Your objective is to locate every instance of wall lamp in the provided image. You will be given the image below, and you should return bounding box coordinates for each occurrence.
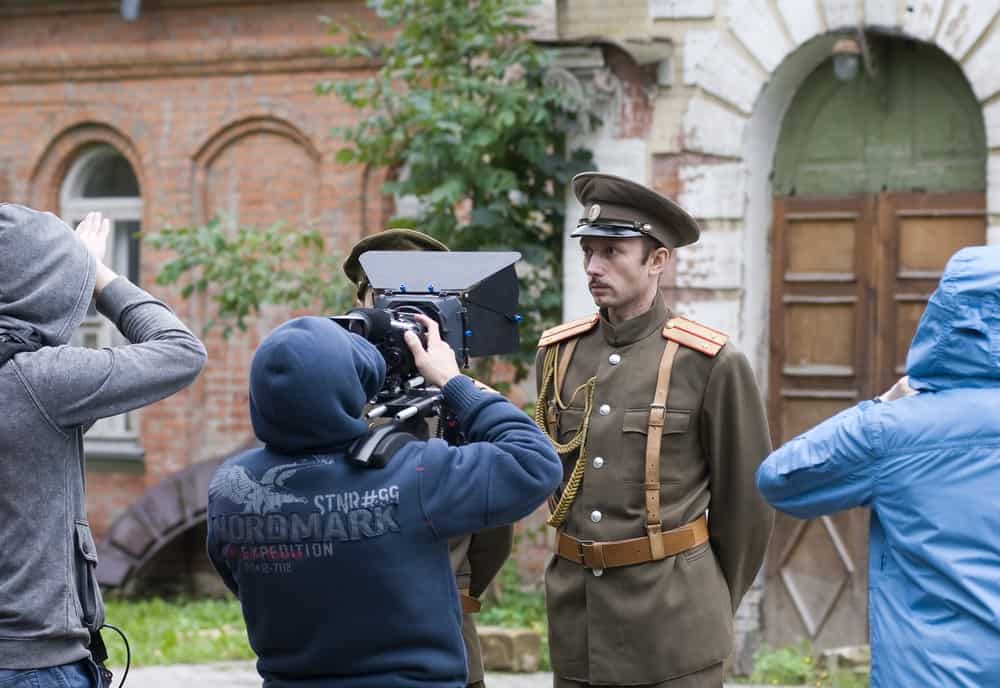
[832,28,876,81]
[121,0,142,22]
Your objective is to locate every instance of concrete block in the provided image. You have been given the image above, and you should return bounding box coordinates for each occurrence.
[651,95,685,154]
[964,29,1000,101]
[985,101,1000,149]
[864,0,900,28]
[477,626,542,672]
[821,645,871,672]
[675,228,744,289]
[777,0,822,45]
[938,0,999,61]
[988,225,1000,247]
[902,0,945,41]
[678,162,747,219]
[727,0,792,72]
[694,38,764,113]
[650,0,715,19]
[989,154,1000,218]
[526,0,558,41]
[673,298,742,342]
[683,96,747,157]
[684,30,719,85]
[823,0,860,30]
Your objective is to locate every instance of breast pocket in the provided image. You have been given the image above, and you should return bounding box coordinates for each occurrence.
[619,408,691,484]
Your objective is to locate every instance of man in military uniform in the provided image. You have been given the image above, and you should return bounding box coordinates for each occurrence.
[535,173,774,687]
[344,228,514,688]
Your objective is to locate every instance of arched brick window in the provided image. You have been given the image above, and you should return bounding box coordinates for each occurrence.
[61,145,144,461]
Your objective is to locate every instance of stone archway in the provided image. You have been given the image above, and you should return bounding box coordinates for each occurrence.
[679,0,999,379]
[95,446,254,589]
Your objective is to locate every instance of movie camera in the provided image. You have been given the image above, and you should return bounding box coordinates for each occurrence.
[331,250,522,465]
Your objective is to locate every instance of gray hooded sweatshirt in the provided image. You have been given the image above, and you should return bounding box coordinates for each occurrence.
[0,204,207,669]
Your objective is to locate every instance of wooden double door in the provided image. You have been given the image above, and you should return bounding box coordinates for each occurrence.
[764,190,986,649]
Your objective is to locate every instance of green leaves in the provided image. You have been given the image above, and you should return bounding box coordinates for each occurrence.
[322,0,596,378]
[151,1,596,374]
[144,217,353,338]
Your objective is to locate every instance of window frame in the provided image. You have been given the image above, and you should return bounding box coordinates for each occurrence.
[61,146,146,462]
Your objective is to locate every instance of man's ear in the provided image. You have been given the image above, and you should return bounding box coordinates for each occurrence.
[649,247,671,276]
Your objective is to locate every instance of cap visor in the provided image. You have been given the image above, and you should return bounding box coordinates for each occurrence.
[570,223,645,239]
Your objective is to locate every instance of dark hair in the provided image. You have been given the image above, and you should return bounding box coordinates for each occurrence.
[641,235,666,263]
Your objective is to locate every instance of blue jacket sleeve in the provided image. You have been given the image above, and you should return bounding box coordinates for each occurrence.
[414,375,562,540]
[756,401,881,519]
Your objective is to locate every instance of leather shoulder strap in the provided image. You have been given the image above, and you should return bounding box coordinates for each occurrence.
[662,316,728,357]
[538,314,599,348]
[644,340,679,560]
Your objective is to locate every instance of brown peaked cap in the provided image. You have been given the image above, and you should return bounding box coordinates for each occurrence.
[570,172,700,248]
[342,228,450,287]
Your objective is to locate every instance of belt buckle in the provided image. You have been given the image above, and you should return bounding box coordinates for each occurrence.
[577,540,604,577]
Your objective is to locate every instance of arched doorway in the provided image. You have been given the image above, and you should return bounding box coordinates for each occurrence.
[765,37,987,649]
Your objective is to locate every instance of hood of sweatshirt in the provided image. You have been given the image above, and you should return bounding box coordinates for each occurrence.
[906,246,1000,392]
[249,316,386,453]
[0,204,96,346]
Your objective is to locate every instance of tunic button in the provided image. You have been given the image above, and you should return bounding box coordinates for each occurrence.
[590,510,603,523]
[592,456,605,469]
[608,353,621,365]
[598,404,611,416]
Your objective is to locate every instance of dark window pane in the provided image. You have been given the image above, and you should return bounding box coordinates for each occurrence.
[118,220,141,283]
[81,154,139,197]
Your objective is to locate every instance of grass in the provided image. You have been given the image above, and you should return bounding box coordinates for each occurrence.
[101,561,550,669]
[102,597,254,668]
[103,584,869,688]
[727,642,869,688]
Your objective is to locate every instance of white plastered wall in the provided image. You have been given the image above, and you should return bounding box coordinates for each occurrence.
[663,0,999,384]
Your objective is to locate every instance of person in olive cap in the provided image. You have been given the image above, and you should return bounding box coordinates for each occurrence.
[343,228,514,688]
[534,173,774,687]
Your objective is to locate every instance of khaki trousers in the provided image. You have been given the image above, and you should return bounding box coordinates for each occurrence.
[553,662,724,688]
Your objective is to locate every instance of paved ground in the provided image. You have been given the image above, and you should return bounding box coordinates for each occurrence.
[128,662,551,687]
[126,662,764,687]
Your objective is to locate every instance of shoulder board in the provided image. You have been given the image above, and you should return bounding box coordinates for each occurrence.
[538,314,599,348]
[662,316,728,357]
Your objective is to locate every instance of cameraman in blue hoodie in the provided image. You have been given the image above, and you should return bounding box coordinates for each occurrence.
[207,313,562,688]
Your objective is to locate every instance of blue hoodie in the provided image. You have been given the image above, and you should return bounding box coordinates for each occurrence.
[206,317,562,688]
[756,247,1000,688]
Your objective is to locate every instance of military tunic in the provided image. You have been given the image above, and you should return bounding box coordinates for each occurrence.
[537,296,773,686]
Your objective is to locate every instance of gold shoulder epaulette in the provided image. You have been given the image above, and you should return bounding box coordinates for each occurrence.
[538,314,599,348]
[662,316,728,357]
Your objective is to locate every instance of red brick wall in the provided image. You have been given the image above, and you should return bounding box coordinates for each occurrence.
[0,0,385,537]
[1,1,634,593]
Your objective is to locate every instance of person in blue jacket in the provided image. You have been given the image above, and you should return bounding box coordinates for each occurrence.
[207,313,563,688]
[756,246,1000,688]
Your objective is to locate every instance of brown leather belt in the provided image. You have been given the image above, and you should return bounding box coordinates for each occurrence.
[556,514,709,570]
[459,588,481,614]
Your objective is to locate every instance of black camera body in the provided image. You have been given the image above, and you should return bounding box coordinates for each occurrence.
[330,250,522,465]
[335,294,466,394]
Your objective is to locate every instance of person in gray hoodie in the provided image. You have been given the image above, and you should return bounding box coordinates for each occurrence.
[0,205,207,687]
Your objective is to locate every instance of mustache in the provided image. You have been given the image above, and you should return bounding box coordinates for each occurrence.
[588,280,610,289]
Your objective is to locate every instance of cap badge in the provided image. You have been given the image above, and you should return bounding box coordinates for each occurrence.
[587,204,601,222]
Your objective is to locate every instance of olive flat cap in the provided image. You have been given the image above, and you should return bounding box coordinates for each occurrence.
[343,228,449,287]
[570,172,700,248]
